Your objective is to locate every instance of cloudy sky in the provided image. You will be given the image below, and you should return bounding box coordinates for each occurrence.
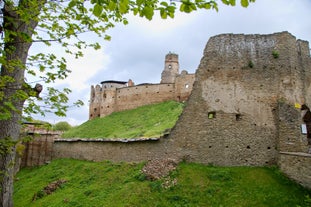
[32,0,311,125]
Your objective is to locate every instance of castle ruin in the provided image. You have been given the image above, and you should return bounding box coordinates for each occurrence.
[89,52,195,119]
[51,32,311,189]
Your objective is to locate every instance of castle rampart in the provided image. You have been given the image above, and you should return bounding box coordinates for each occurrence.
[89,53,195,119]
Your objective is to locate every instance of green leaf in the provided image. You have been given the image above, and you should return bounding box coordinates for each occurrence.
[160,8,167,19]
[104,35,111,41]
[68,0,77,8]
[241,0,249,7]
[93,4,103,17]
[119,0,129,14]
[160,1,168,7]
[142,6,154,20]
[108,1,117,11]
[221,0,230,5]
[230,0,236,6]
[136,0,144,6]
[203,3,211,9]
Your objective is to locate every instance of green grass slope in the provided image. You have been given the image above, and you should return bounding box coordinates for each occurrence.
[62,101,184,139]
[14,159,311,207]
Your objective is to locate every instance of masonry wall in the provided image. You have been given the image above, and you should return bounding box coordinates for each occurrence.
[168,32,311,166]
[52,139,170,163]
[115,84,176,112]
[278,152,311,189]
[21,131,59,167]
[175,72,195,101]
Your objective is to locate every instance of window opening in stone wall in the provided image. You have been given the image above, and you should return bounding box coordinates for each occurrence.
[94,108,97,112]
[236,114,242,121]
[103,93,106,98]
[185,84,189,89]
[168,65,172,69]
[208,112,216,119]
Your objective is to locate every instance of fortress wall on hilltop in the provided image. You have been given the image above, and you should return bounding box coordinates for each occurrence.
[89,73,195,118]
[115,83,176,112]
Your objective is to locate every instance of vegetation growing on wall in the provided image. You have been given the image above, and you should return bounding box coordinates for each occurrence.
[272,50,280,59]
[62,101,184,138]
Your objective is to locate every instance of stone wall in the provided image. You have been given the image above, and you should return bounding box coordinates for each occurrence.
[52,138,169,163]
[21,131,59,167]
[115,83,176,112]
[168,32,311,166]
[278,152,311,189]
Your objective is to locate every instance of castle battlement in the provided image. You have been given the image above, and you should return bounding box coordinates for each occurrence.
[89,53,195,119]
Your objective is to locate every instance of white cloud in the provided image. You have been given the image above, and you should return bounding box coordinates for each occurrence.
[54,47,110,91]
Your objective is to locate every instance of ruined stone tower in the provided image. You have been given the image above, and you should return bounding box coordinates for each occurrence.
[168,32,311,172]
[161,52,179,84]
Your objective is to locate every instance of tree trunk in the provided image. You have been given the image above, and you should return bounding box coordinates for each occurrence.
[0,1,44,206]
[0,42,30,207]
[0,148,17,207]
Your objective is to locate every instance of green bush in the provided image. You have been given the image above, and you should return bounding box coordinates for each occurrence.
[53,121,72,131]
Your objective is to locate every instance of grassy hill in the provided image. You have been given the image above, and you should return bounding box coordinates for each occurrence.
[62,101,184,139]
[14,158,311,207]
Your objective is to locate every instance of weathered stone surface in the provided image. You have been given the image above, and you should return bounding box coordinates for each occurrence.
[278,152,311,189]
[141,158,178,180]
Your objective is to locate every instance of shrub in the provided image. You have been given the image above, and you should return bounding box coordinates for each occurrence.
[53,121,72,131]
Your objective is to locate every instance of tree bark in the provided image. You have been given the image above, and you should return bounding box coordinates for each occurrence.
[0,1,44,206]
